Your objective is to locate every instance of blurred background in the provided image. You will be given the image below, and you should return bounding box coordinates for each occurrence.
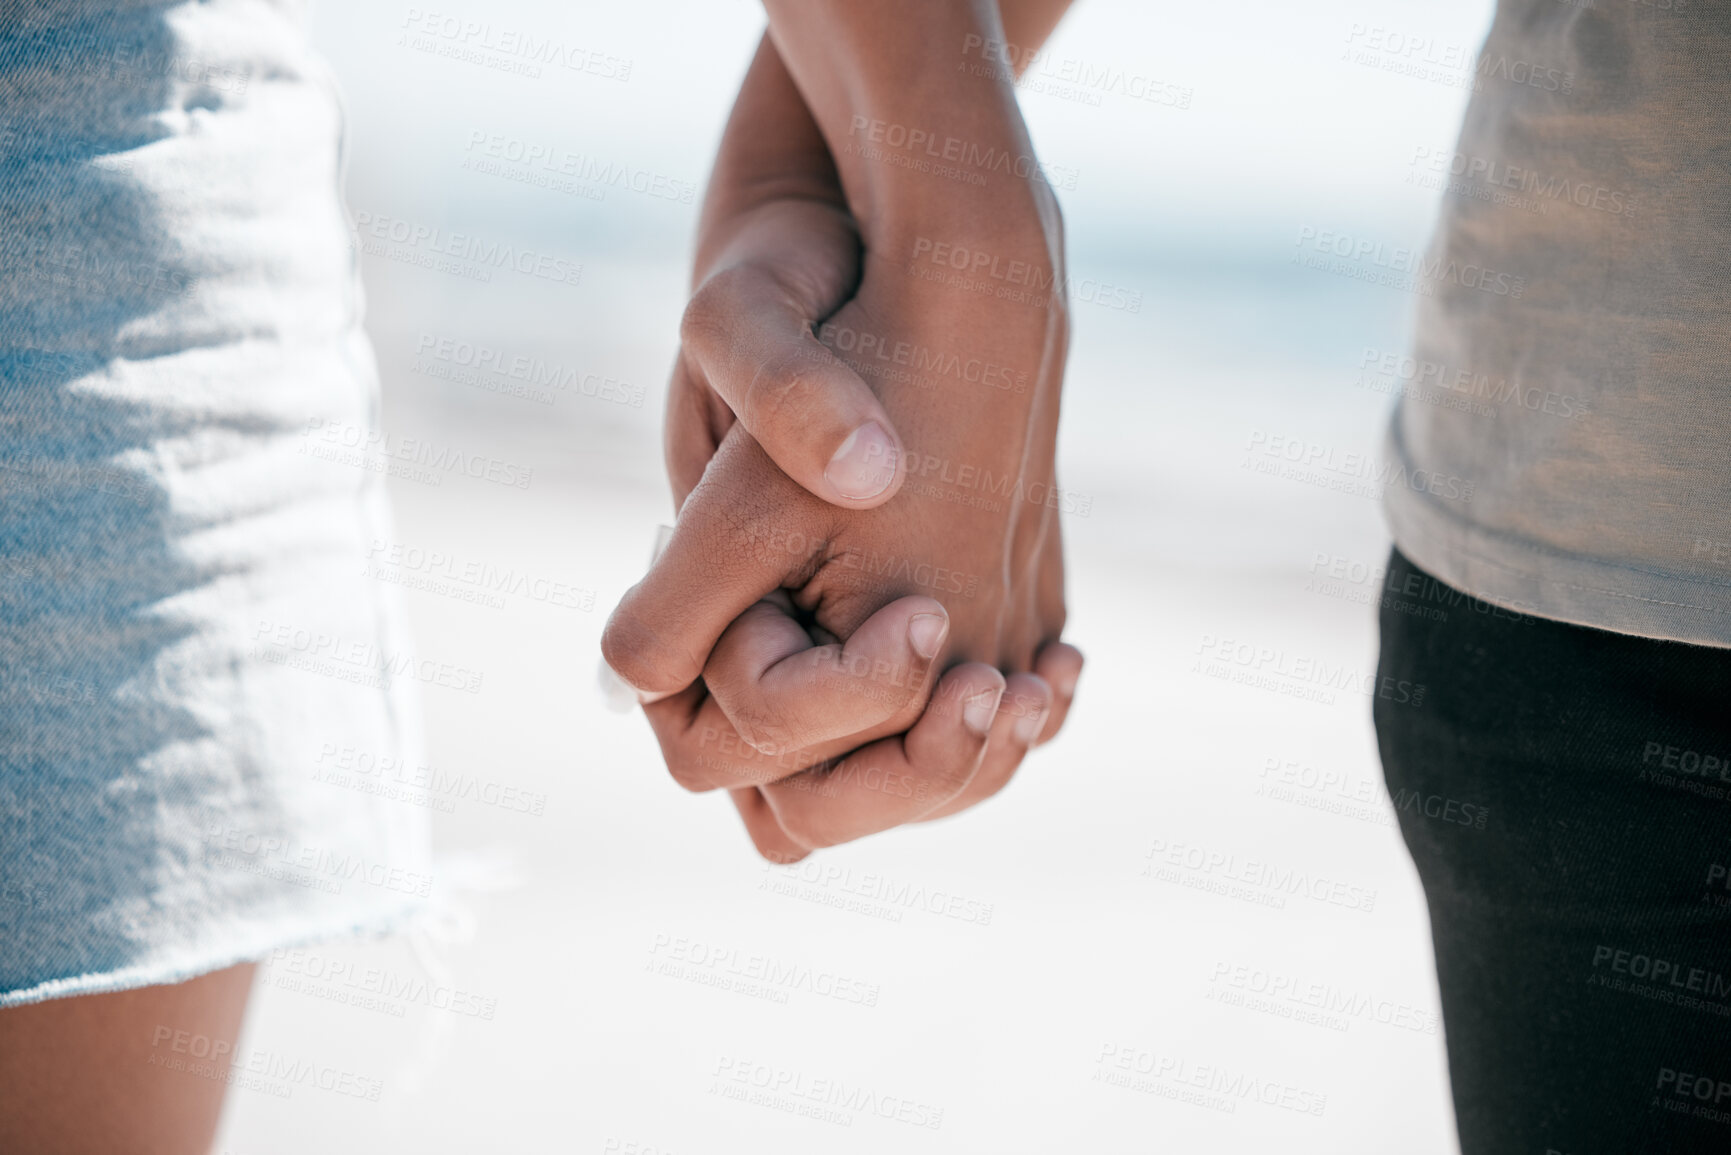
[219,0,1493,1150]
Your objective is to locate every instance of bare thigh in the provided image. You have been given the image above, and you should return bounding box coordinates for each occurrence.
[0,963,257,1155]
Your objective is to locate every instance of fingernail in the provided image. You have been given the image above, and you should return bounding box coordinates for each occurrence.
[907,612,948,660]
[598,658,638,714]
[598,657,675,709]
[649,523,675,564]
[1051,664,1080,699]
[1013,698,1049,744]
[825,421,898,501]
[963,688,1001,735]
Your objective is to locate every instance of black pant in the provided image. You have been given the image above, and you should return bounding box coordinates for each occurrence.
[1373,549,1731,1155]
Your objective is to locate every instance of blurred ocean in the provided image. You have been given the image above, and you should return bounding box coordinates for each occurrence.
[214,1,1494,1151]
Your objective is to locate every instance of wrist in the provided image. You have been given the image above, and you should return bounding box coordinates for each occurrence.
[863,172,1066,334]
[864,149,1063,258]
[762,0,1064,250]
[835,109,1066,249]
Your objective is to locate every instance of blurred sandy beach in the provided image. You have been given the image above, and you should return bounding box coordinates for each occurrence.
[213,1,1495,1151]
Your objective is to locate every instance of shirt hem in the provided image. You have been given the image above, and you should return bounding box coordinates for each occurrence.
[1382,485,1731,651]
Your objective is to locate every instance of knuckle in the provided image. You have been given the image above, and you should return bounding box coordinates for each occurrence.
[817,640,913,713]
[664,756,719,794]
[923,757,978,804]
[678,274,737,352]
[915,731,989,800]
[743,345,825,433]
[727,702,803,759]
[600,607,695,695]
[772,801,839,852]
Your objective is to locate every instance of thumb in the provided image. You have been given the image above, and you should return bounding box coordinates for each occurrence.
[679,260,905,509]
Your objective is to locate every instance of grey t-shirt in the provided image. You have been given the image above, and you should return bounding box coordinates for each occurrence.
[1382,0,1731,647]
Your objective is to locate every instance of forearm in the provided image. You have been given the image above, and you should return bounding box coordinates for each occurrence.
[671,1,1075,514]
[692,35,848,286]
[997,0,1076,70]
[760,0,1068,252]
[695,0,1074,283]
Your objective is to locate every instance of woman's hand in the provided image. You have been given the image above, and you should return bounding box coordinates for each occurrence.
[610,243,1083,853]
[608,168,1083,856]
[607,9,1083,860]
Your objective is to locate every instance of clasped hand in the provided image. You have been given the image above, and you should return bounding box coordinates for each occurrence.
[602,33,1081,861]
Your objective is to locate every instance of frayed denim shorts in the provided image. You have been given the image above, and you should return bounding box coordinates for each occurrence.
[0,0,432,1007]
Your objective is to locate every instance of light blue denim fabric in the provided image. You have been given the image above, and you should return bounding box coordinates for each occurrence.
[0,0,432,1006]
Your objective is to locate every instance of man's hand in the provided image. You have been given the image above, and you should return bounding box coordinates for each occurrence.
[607,197,1081,856]
[605,9,1083,859]
[663,36,908,513]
